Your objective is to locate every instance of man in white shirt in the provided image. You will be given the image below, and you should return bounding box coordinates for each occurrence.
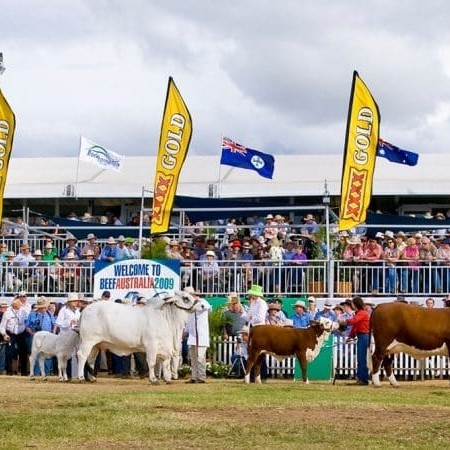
[243,285,268,326]
[0,297,28,375]
[184,286,211,384]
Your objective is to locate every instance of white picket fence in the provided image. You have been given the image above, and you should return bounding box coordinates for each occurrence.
[212,336,450,380]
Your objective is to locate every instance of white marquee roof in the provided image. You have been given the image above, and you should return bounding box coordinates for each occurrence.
[4,154,448,199]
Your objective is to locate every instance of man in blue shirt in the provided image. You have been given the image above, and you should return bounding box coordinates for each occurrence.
[25,297,56,375]
[291,300,313,328]
[314,299,337,321]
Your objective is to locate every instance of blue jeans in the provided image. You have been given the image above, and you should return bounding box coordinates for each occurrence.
[356,333,369,383]
[385,267,397,294]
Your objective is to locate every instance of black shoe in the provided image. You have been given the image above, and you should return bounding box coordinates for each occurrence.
[197,379,206,384]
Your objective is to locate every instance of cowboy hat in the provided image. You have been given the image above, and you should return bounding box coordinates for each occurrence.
[247,285,264,298]
[86,233,96,240]
[35,297,49,308]
[346,236,361,245]
[66,293,81,303]
[205,250,216,257]
[227,293,240,304]
[294,300,306,309]
[106,236,116,244]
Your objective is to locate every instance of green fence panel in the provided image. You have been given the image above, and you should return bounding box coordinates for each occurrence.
[294,334,334,381]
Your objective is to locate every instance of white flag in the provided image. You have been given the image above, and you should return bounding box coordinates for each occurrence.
[79,136,125,172]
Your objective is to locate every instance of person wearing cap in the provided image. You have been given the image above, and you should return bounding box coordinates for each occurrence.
[200,250,220,292]
[54,293,81,336]
[60,235,81,260]
[80,233,98,258]
[266,302,283,326]
[243,285,268,327]
[263,214,278,242]
[339,296,370,385]
[42,241,58,261]
[14,243,36,268]
[166,240,183,261]
[291,300,313,329]
[222,293,246,338]
[25,297,56,376]
[0,298,28,375]
[184,287,212,384]
[315,299,337,321]
[300,213,318,235]
[99,237,120,263]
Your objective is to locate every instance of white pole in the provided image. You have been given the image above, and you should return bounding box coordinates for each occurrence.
[75,136,82,199]
[138,185,145,258]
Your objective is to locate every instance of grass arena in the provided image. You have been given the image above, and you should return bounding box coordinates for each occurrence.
[2,375,450,449]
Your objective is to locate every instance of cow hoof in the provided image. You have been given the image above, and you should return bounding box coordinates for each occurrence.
[29,376,35,381]
[165,380,173,385]
[58,377,64,382]
[150,380,160,386]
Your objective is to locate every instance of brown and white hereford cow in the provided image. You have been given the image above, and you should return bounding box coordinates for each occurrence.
[371,302,450,387]
[244,317,339,384]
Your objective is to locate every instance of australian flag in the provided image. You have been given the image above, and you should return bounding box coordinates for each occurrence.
[220,137,275,179]
[376,139,419,166]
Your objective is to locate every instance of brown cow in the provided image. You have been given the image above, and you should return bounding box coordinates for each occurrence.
[244,317,339,384]
[371,302,450,387]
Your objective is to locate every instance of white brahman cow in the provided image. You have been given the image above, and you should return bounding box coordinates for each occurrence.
[77,292,199,384]
[29,330,79,381]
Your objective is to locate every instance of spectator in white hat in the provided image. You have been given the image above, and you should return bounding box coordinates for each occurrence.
[99,237,120,263]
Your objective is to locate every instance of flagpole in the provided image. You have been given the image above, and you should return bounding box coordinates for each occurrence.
[75,135,82,199]
[217,134,223,198]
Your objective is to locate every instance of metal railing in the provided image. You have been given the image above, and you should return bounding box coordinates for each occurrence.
[2,258,450,298]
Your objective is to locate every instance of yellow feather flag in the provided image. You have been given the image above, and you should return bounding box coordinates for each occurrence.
[339,71,380,231]
[151,77,193,235]
[0,88,16,224]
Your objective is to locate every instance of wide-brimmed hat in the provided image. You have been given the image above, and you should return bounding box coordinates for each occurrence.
[86,233,96,240]
[304,214,314,221]
[294,300,306,309]
[66,235,77,241]
[346,236,361,245]
[265,214,274,219]
[205,250,216,257]
[267,302,280,311]
[169,240,179,247]
[227,293,240,304]
[323,300,333,309]
[66,293,81,303]
[117,235,126,242]
[125,237,134,244]
[247,285,264,298]
[107,236,116,244]
[35,297,49,308]
[307,296,316,304]
[384,230,394,239]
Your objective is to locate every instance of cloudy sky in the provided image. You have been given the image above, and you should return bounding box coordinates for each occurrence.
[2,0,450,159]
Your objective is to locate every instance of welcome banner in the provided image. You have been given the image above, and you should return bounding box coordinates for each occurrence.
[339,71,380,231]
[0,89,16,222]
[151,77,192,234]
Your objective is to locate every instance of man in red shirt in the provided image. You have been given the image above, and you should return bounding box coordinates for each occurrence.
[340,296,370,385]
